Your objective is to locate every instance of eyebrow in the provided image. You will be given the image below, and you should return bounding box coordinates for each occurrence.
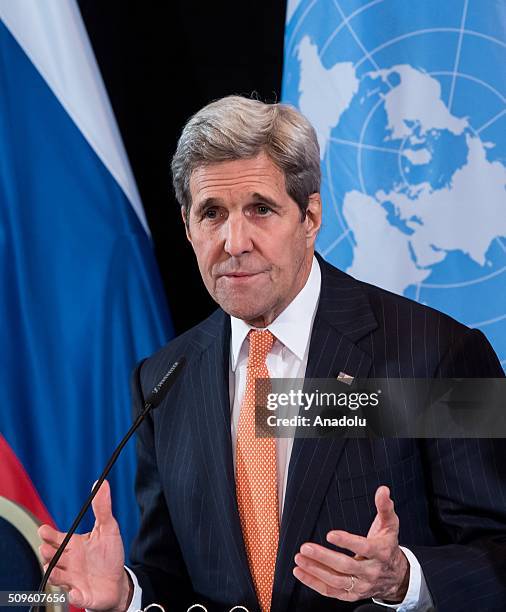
[250,192,282,210]
[192,192,282,215]
[192,197,221,216]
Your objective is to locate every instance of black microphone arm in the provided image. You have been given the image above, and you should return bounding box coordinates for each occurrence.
[37,356,186,594]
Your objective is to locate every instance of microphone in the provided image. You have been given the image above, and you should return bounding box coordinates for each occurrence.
[354,605,391,611]
[37,357,186,596]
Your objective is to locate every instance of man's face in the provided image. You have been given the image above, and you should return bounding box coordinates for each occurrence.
[184,152,321,327]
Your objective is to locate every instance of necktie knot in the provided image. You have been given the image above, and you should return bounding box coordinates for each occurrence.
[248,329,274,369]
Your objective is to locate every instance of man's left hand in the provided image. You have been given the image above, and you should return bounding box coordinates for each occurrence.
[293,485,410,603]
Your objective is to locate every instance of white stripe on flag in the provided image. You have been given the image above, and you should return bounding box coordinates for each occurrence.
[0,0,150,235]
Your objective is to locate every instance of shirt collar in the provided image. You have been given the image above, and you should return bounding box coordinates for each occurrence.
[230,256,321,370]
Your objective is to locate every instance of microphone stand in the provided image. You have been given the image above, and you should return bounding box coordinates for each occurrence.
[32,357,186,611]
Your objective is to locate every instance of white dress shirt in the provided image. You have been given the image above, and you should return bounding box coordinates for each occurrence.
[125,256,433,612]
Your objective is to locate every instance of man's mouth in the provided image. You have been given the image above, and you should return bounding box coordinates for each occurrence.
[218,271,265,281]
[223,272,259,277]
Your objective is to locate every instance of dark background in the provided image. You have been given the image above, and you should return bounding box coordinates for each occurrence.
[77,1,286,335]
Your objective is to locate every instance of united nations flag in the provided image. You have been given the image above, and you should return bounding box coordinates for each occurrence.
[282,0,506,370]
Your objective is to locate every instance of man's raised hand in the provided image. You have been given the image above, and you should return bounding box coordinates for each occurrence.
[293,485,410,603]
[38,480,132,612]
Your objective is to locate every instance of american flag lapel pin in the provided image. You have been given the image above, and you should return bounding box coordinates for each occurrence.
[337,371,354,385]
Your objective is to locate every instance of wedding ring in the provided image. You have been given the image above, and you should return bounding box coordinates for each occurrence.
[343,574,356,592]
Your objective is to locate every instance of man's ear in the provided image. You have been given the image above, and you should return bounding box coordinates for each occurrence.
[181,206,192,243]
[305,193,322,246]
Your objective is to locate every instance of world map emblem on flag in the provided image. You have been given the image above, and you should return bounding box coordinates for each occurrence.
[282,0,506,368]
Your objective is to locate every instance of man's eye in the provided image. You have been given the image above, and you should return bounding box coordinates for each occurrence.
[203,208,218,219]
[256,205,272,215]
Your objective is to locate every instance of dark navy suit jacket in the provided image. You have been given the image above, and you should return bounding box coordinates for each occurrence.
[129,255,506,612]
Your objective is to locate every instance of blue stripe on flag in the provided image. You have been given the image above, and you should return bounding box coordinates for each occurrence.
[0,19,173,552]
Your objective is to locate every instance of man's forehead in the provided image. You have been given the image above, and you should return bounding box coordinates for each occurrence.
[189,154,286,199]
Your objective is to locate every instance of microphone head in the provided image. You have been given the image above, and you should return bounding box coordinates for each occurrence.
[145,356,186,408]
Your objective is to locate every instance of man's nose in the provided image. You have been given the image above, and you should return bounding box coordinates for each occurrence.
[223,216,253,256]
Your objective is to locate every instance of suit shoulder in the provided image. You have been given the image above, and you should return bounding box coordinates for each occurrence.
[319,258,500,374]
[321,256,469,339]
[351,276,502,375]
[361,278,468,336]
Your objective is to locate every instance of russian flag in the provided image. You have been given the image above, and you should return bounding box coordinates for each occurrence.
[0,0,172,552]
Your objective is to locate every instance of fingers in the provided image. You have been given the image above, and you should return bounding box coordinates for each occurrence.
[326,530,371,557]
[39,542,68,567]
[294,541,369,601]
[43,564,73,589]
[91,479,115,527]
[293,565,341,599]
[42,565,87,608]
[297,543,361,574]
[374,485,398,528]
[293,566,357,601]
[294,551,357,594]
[38,524,68,548]
[44,568,87,608]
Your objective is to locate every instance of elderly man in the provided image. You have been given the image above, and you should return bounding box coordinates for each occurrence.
[39,96,506,612]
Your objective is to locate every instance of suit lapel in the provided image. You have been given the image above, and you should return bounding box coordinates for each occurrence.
[189,310,258,609]
[271,256,377,612]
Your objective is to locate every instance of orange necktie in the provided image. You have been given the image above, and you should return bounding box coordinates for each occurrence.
[236,329,279,612]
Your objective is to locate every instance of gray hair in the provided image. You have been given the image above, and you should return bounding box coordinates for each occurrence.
[171,95,321,221]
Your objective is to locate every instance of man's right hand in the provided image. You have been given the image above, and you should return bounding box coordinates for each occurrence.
[38,479,132,612]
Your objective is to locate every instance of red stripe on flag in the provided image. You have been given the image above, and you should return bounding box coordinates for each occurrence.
[1,435,88,610]
[0,433,55,527]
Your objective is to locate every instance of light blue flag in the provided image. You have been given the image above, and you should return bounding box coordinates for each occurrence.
[282,0,506,369]
[0,1,172,552]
